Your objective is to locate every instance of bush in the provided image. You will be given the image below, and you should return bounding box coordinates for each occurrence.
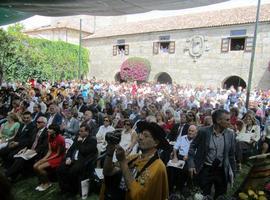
[120,57,151,82]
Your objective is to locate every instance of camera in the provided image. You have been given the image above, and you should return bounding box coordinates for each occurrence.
[105,130,122,145]
[212,158,221,168]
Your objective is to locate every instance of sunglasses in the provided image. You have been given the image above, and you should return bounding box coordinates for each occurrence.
[104,119,109,122]
[36,121,44,123]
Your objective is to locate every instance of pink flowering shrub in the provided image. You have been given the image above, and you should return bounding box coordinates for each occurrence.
[120,57,151,82]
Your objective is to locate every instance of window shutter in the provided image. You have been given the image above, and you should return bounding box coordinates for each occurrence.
[221,38,230,52]
[113,45,117,56]
[153,42,159,55]
[244,37,253,52]
[169,41,175,54]
[125,44,129,55]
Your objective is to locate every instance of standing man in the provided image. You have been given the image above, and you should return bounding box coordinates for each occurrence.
[188,109,236,199]
[101,121,169,200]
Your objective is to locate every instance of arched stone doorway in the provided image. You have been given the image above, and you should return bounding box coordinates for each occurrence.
[155,72,172,84]
[223,76,246,89]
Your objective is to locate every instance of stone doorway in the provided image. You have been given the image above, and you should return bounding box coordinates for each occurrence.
[155,72,172,84]
[223,76,246,89]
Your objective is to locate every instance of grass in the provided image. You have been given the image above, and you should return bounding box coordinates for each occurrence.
[12,177,99,200]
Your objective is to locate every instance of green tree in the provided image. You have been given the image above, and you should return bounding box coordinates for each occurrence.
[0,24,89,83]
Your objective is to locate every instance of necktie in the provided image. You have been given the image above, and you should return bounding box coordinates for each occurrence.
[31,130,42,150]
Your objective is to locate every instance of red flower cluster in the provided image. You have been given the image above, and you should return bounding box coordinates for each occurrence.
[120,57,151,82]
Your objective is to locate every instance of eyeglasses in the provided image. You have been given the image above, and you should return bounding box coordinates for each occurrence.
[125,123,131,126]
[36,121,44,124]
[104,119,109,122]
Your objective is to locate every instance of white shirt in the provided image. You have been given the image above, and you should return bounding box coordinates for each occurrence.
[96,125,115,153]
[174,135,193,157]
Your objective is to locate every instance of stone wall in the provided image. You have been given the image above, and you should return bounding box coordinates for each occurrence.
[83,22,270,89]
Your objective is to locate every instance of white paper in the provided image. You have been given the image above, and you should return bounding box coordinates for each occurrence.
[14,149,37,160]
[95,168,104,180]
[167,159,185,169]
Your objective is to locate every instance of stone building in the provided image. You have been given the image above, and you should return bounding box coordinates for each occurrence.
[83,4,270,89]
[24,16,93,45]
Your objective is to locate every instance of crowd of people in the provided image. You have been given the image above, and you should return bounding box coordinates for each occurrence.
[0,78,270,200]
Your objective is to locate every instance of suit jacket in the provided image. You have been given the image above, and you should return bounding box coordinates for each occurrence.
[32,112,43,123]
[31,127,48,158]
[188,126,236,183]
[47,112,63,126]
[64,117,80,137]
[13,122,36,149]
[66,135,97,164]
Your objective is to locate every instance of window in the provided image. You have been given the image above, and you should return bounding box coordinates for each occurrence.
[230,38,245,51]
[113,41,129,56]
[153,41,175,54]
[221,37,253,53]
[160,42,170,53]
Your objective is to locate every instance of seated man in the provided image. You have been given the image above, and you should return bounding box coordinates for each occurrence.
[0,111,35,168]
[57,125,98,198]
[5,116,48,181]
[168,125,197,193]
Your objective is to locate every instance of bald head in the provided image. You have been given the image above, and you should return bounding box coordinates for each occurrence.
[187,125,197,140]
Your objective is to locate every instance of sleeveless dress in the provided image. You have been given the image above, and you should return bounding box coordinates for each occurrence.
[47,134,65,168]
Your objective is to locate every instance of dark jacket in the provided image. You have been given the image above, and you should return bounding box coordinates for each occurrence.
[66,135,98,164]
[13,122,36,149]
[47,112,63,126]
[31,127,48,159]
[32,112,43,123]
[188,126,236,183]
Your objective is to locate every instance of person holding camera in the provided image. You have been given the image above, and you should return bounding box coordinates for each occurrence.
[101,121,169,200]
[188,109,236,199]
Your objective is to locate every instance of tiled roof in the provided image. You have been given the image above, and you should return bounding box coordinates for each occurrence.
[83,4,270,39]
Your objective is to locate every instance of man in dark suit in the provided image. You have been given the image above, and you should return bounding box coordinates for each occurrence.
[46,103,63,127]
[188,109,236,199]
[57,124,98,197]
[75,96,88,114]
[32,103,43,123]
[0,111,35,168]
[5,116,48,181]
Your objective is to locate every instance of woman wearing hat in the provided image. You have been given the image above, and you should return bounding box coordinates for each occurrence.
[101,121,169,200]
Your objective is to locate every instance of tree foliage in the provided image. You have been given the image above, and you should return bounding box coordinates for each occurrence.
[0,24,89,83]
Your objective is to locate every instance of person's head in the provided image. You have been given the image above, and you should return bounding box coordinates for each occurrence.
[136,121,169,152]
[236,120,244,132]
[77,96,84,104]
[20,100,29,108]
[7,112,19,123]
[124,119,133,130]
[230,107,239,117]
[103,116,111,127]
[180,113,187,124]
[165,109,173,119]
[33,103,41,113]
[84,110,93,121]
[62,101,69,109]
[48,124,61,138]
[79,125,90,138]
[12,99,20,109]
[49,104,57,115]
[212,109,230,130]
[203,116,213,126]
[187,125,197,140]
[242,113,256,126]
[186,111,196,123]
[155,112,165,122]
[36,116,47,129]
[65,109,73,119]
[22,111,32,124]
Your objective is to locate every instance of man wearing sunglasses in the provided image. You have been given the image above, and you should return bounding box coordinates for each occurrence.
[5,117,48,182]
